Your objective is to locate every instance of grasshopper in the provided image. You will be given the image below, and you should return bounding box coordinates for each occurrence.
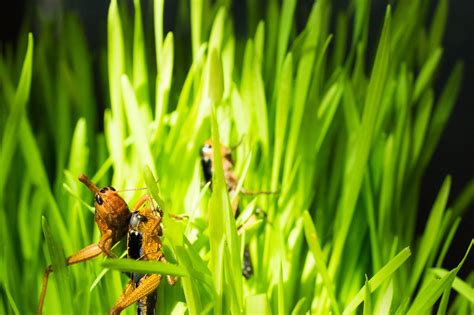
[38,174,143,314]
[200,140,274,279]
[110,200,176,315]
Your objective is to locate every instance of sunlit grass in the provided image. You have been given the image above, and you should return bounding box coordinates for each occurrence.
[0,0,473,314]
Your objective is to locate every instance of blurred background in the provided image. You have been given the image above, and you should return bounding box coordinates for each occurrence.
[1,0,472,273]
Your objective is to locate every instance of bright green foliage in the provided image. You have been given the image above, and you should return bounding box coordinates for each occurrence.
[0,1,472,314]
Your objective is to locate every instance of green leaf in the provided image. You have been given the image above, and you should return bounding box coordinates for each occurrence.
[0,33,33,198]
[42,217,73,314]
[102,259,189,277]
[412,48,442,104]
[303,211,340,314]
[407,240,473,314]
[409,176,451,294]
[344,247,411,314]
[363,275,372,315]
[330,5,392,278]
[432,268,474,303]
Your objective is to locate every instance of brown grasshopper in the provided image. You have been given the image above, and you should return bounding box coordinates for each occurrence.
[109,200,176,315]
[200,140,274,279]
[38,174,142,314]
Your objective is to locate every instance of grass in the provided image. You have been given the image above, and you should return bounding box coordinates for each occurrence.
[0,0,473,314]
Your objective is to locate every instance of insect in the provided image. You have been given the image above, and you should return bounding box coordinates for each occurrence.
[109,201,176,315]
[200,140,273,279]
[38,174,145,314]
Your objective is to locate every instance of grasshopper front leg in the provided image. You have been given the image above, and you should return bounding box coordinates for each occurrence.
[38,243,105,314]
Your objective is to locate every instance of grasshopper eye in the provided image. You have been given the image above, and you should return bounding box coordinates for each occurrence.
[95,194,104,205]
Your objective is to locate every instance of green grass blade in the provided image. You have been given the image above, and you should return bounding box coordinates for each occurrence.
[121,74,156,175]
[154,0,164,68]
[42,216,73,314]
[132,0,150,109]
[271,52,293,192]
[303,211,340,314]
[190,0,203,60]
[0,33,33,198]
[155,32,174,128]
[432,268,474,303]
[330,5,392,277]
[143,166,166,211]
[102,259,189,277]
[343,247,411,314]
[420,62,463,169]
[275,0,296,75]
[363,275,372,315]
[407,240,473,314]
[412,48,442,104]
[408,176,450,294]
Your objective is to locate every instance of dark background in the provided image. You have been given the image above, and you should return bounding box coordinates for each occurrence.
[1,0,472,273]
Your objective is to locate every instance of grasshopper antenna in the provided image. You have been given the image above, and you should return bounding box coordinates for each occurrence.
[78,174,99,194]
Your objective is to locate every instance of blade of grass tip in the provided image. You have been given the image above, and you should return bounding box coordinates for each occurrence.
[132,0,149,109]
[363,275,372,315]
[408,176,450,295]
[207,48,224,104]
[411,90,433,164]
[420,62,463,169]
[190,0,203,60]
[428,0,448,53]
[275,0,297,76]
[154,0,164,68]
[352,0,370,50]
[155,32,173,130]
[107,0,126,182]
[67,119,89,184]
[42,216,73,314]
[330,6,391,277]
[291,297,307,315]
[121,74,156,175]
[0,33,33,198]
[343,247,411,314]
[407,240,473,314]
[208,7,226,53]
[412,48,442,104]
[432,268,474,303]
[302,211,340,314]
